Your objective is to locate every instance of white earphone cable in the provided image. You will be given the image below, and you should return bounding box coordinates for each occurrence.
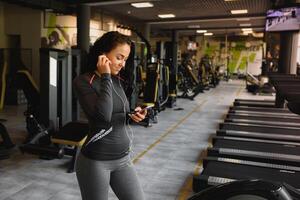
[111,78,134,158]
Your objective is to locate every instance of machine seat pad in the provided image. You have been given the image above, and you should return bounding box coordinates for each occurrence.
[51,122,88,146]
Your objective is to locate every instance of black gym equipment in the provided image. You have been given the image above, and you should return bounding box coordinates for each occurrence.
[209,136,300,167]
[268,73,300,108]
[177,60,204,100]
[190,179,300,200]
[120,26,171,126]
[193,156,300,192]
[230,105,291,113]
[224,118,300,128]
[217,129,300,142]
[142,62,169,115]
[226,113,300,123]
[233,100,276,108]
[245,72,275,95]
[228,109,297,117]
[194,91,300,196]
[220,122,300,135]
[234,99,275,102]
[0,123,15,160]
[198,54,219,88]
[20,48,88,172]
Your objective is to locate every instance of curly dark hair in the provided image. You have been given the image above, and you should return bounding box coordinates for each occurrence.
[86,31,132,72]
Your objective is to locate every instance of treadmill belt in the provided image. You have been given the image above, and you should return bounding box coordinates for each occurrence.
[235,99,275,103]
[233,102,275,108]
[201,160,300,188]
[230,106,290,113]
[229,110,297,116]
[225,119,300,128]
[213,139,300,155]
[227,114,300,123]
[217,129,300,142]
[220,123,300,135]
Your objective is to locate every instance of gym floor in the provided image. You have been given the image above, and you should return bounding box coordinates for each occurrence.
[0,79,274,200]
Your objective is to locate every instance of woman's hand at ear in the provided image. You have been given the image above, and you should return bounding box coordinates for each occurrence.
[129,106,147,123]
[97,55,111,74]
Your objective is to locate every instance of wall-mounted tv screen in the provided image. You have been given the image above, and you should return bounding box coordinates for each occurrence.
[187,41,198,51]
[266,7,300,32]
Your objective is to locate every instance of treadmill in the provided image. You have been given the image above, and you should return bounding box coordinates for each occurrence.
[233,100,276,108]
[224,118,300,128]
[208,136,300,167]
[193,76,300,195]
[220,122,300,135]
[193,156,300,192]
[226,113,300,123]
[190,179,300,200]
[229,109,298,117]
[230,105,291,113]
[234,99,275,103]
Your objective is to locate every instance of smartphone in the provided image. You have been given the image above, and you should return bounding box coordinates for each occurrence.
[129,105,154,114]
[141,105,154,110]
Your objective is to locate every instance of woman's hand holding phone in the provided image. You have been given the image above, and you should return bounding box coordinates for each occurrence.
[97,55,111,74]
[129,106,148,123]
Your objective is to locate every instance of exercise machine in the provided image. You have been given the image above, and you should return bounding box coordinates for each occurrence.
[190,179,300,200]
[20,48,88,172]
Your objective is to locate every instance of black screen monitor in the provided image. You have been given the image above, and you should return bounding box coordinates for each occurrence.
[266,7,300,32]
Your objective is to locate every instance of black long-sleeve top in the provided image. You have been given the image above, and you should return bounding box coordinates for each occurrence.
[73,72,130,160]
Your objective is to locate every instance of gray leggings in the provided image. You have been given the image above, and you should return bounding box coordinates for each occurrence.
[76,153,145,200]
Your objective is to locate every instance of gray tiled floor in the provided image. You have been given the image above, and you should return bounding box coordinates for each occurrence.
[0,80,275,200]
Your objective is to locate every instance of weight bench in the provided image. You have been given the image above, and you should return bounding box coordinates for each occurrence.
[51,121,88,173]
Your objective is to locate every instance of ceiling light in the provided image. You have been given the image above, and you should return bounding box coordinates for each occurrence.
[196,30,207,33]
[188,25,201,28]
[131,2,153,8]
[204,33,213,36]
[231,9,248,14]
[239,23,251,27]
[158,14,175,18]
[236,18,250,21]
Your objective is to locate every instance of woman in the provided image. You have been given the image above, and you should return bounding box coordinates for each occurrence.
[73,31,146,200]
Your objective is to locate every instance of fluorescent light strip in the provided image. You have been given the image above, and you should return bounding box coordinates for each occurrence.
[196,30,207,33]
[131,2,153,8]
[239,23,252,27]
[236,18,250,21]
[158,14,175,18]
[188,25,201,28]
[231,9,248,14]
[204,33,213,36]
